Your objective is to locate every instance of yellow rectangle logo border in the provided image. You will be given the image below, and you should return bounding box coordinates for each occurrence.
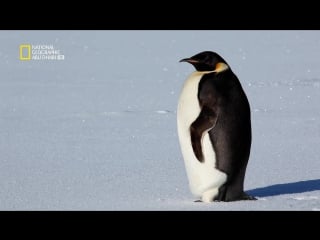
[20,44,31,60]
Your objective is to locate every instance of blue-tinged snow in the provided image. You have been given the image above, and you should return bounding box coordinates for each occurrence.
[0,31,319,210]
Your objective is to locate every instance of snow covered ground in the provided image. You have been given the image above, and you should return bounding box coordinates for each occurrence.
[0,30,319,210]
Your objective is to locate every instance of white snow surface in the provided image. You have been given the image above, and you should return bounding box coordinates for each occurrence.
[0,30,319,210]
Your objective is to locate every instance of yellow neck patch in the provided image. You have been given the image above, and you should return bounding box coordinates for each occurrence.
[214,62,229,73]
[196,62,229,75]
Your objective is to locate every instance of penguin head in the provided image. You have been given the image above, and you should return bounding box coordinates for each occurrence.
[180,51,229,73]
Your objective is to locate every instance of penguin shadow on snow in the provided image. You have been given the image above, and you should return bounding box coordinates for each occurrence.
[247,179,320,197]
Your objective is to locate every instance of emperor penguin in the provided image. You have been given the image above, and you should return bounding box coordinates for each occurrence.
[177,51,256,202]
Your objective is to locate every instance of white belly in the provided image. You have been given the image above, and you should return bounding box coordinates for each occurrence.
[177,71,227,202]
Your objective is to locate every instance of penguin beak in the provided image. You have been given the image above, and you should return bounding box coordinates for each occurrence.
[179,58,199,63]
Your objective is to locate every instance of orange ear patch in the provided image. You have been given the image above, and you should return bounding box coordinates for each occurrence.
[215,62,229,73]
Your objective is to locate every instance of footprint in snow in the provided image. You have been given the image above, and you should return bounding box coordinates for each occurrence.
[291,196,319,201]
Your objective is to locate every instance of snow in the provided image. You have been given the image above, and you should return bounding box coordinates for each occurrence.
[0,30,319,210]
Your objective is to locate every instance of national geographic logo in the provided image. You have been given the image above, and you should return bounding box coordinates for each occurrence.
[19,44,65,61]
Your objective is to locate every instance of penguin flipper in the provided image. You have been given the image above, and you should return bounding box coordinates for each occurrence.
[190,106,218,162]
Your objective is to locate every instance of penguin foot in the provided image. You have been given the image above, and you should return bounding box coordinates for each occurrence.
[242,193,257,200]
[215,191,257,202]
[194,199,203,203]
